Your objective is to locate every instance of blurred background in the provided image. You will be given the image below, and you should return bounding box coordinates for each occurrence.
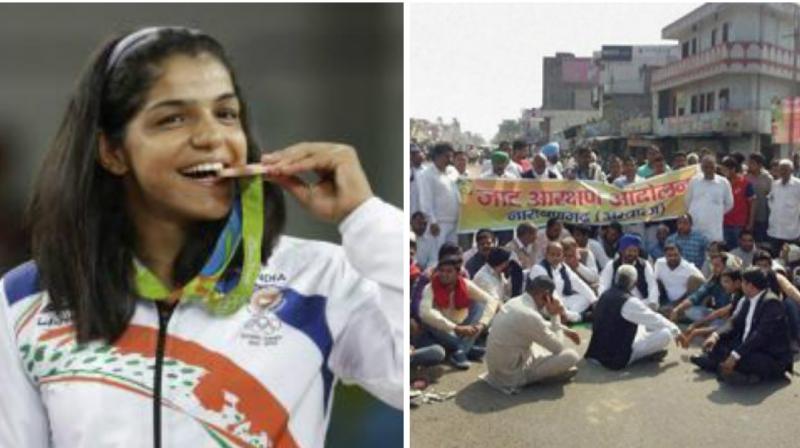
[0,3,402,447]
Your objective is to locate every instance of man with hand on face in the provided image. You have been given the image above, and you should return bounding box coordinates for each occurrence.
[586,265,682,370]
[692,267,794,385]
[484,275,581,392]
[419,256,499,370]
[598,234,659,310]
[529,241,597,323]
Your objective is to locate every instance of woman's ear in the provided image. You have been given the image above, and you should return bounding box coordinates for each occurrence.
[98,133,129,175]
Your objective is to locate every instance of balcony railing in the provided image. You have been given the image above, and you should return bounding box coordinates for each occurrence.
[654,109,771,136]
[652,41,800,90]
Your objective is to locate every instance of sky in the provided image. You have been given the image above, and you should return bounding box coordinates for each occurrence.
[410,2,702,140]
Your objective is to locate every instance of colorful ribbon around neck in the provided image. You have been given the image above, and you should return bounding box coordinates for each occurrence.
[134,177,264,315]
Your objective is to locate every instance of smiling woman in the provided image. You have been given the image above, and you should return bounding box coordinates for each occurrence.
[0,27,403,448]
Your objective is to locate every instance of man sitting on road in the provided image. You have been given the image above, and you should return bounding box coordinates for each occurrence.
[419,256,499,370]
[669,252,738,323]
[484,275,581,392]
[473,248,512,303]
[585,265,681,370]
[598,234,660,310]
[691,267,794,384]
[529,241,597,322]
[654,243,704,311]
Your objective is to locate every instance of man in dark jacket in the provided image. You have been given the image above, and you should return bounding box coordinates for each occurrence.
[691,267,794,384]
[586,265,681,370]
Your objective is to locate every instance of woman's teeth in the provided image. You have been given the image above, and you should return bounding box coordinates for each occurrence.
[181,162,224,178]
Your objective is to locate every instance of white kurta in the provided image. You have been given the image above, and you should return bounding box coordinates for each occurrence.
[685,174,733,242]
[529,263,597,322]
[768,177,800,240]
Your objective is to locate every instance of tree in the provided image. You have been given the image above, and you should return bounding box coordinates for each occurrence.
[493,119,522,145]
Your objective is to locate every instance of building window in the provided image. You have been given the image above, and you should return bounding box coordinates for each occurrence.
[691,95,698,114]
[722,23,730,43]
[682,41,690,58]
[691,37,697,55]
[719,88,730,110]
[706,92,715,111]
[711,28,717,46]
[699,94,706,113]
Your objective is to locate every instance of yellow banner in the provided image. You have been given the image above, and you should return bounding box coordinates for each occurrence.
[457,166,700,231]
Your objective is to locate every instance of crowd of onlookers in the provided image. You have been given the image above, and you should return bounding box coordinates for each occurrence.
[410,139,800,392]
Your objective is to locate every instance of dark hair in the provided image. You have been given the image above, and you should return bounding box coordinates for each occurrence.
[753,249,773,264]
[720,268,742,282]
[437,242,462,260]
[677,213,693,225]
[27,28,286,343]
[742,267,768,290]
[546,217,562,230]
[607,221,623,234]
[739,230,754,240]
[429,142,454,159]
[512,139,528,151]
[731,152,745,166]
[476,228,495,241]
[748,153,765,166]
[411,210,427,221]
[664,242,680,254]
[486,248,511,268]
[526,275,555,294]
[437,255,462,269]
[722,156,740,172]
[672,152,686,160]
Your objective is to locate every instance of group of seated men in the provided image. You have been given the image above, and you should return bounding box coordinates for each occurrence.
[410,215,800,390]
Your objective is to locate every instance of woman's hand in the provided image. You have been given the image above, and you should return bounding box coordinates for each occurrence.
[261,142,374,223]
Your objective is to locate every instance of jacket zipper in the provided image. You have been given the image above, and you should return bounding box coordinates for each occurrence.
[154,303,175,448]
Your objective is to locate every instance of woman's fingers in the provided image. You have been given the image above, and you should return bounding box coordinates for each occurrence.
[260,142,373,222]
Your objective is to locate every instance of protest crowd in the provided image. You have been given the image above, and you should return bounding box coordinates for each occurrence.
[410,139,800,394]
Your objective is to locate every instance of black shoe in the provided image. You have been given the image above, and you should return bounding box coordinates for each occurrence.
[467,345,486,362]
[690,355,717,372]
[717,370,761,386]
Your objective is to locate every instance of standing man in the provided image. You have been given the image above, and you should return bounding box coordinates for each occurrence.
[586,265,681,370]
[691,268,793,384]
[767,159,800,256]
[685,155,733,243]
[746,153,773,243]
[409,143,425,215]
[482,151,517,180]
[411,211,439,271]
[666,214,708,269]
[453,150,470,178]
[512,139,532,173]
[523,153,562,179]
[418,142,461,250]
[568,146,606,182]
[613,156,643,188]
[484,276,581,391]
[721,156,755,251]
